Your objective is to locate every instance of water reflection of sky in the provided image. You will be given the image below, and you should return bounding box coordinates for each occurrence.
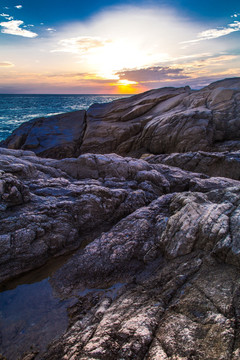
[0,273,126,360]
[0,278,71,360]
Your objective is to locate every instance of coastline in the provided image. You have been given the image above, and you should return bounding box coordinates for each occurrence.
[0,78,240,360]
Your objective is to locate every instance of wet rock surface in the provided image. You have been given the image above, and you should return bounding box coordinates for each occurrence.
[0,78,240,360]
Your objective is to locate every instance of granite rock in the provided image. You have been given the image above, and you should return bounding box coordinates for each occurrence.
[1,78,240,360]
[3,147,231,284]
[0,111,86,159]
[145,150,240,180]
[1,78,240,158]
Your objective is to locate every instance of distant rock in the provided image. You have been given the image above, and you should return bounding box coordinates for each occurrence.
[1,78,240,158]
[0,111,86,159]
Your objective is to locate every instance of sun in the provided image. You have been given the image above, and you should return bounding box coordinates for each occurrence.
[118,79,137,86]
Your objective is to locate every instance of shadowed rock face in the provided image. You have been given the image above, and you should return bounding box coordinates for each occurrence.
[0,111,86,159]
[1,78,240,158]
[0,78,240,360]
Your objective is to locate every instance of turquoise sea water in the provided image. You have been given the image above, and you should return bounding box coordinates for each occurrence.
[0,94,127,141]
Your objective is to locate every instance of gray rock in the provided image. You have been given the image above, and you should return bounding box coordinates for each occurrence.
[0,111,86,159]
[42,185,240,360]
[1,78,240,360]
[1,78,240,158]
[1,147,239,359]
[2,147,226,285]
[146,151,240,180]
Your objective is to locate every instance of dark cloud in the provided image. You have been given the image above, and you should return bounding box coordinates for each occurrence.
[138,75,230,91]
[116,66,189,82]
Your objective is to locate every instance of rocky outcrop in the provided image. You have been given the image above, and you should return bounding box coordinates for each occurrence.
[1,78,240,360]
[1,78,240,158]
[0,146,240,360]
[3,147,231,285]
[0,111,86,159]
[145,150,240,180]
[43,185,240,360]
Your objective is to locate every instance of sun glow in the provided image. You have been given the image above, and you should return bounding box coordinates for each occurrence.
[1,5,240,94]
[118,79,137,85]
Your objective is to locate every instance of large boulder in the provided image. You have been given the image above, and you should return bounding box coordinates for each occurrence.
[1,78,240,158]
[0,111,86,159]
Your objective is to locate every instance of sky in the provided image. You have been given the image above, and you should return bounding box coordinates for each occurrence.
[0,0,240,94]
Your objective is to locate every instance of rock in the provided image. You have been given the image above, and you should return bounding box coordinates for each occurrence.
[1,147,239,359]
[80,86,189,156]
[1,78,240,158]
[1,79,240,360]
[0,111,86,159]
[42,185,240,360]
[145,151,240,180]
[2,147,227,285]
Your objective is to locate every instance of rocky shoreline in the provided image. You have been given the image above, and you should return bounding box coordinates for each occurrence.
[0,78,240,359]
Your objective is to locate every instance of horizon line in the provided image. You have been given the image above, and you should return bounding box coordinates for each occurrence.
[0,93,132,96]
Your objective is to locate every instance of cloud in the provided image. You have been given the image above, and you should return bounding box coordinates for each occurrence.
[182,21,240,44]
[53,6,226,79]
[0,20,38,38]
[15,5,23,9]
[116,66,189,82]
[53,36,111,54]
[1,5,240,94]
[0,61,14,67]
[46,28,56,32]
[0,13,14,20]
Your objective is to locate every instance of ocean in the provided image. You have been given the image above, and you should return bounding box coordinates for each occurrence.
[0,94,128,142]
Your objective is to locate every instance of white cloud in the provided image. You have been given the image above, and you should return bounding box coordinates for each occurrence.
[181,21,240,44]
[0,20,38,38]
[46,28,56,32]
[53,36,111,54]
[51,6,205,78]
[0,13,14,20]
[0,61,14,67]
[0,4,239,92]
[15,5,23,9]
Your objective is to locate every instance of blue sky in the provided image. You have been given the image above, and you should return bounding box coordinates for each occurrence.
[0,0,240,93]
[1,0,239,22]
